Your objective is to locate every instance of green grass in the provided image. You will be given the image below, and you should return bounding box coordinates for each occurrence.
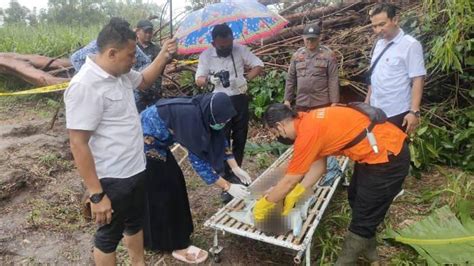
[312,193,350,265]
[389,251,423,266]
[0,24,99,57]
[26,189,84,232]
[0,23,99,93]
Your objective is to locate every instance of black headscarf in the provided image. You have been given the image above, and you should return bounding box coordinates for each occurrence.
[156,93,236,173]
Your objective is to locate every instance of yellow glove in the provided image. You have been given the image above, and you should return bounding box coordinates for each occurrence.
[253,196,276,222]
[283,183,306,216]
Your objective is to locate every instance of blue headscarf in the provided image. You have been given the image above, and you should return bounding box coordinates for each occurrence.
[156,93,236,173]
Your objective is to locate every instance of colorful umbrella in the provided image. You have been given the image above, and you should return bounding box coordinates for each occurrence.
[175,0,288,55]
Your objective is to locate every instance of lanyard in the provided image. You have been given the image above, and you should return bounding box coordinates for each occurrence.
[230,53,238,78]
[366,41,394,85]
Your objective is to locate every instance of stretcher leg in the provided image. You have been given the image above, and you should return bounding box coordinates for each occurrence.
[209,229,223,263]
[341,158,350,187]
[305,241,311,266]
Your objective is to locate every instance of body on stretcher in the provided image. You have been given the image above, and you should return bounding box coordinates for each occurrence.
[227,156,342,237]
[204,147,350,264]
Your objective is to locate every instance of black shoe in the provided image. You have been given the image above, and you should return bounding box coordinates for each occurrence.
[221,191,233,204]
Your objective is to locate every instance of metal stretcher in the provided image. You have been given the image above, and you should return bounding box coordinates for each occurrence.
[204,147,350,265]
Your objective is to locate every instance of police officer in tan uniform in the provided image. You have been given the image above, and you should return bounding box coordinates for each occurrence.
[284,23,339,112]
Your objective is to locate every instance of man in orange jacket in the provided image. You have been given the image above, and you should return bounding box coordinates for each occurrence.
[253,103,409,265]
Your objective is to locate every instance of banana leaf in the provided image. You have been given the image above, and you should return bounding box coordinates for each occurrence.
[384,205,474,265]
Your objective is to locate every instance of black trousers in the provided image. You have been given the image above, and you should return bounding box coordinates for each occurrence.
[348,141,410,238]
[95,171,146,253]
[387,111,409,132]
[223,94,249,180]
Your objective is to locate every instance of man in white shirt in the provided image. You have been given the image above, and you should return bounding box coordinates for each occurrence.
[195,24,264,203]
[64,17,176,266]
[365,3,426,135]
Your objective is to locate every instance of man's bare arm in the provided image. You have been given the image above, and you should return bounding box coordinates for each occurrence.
[246,66,263,81]
[410,76,424,112]
[138,38,177,91]
[69,129,102,194]
[300,157,327,188]
[196,76,208,87]
[365,85,372,104]
[403,76,425,134]
[266,173,304,203]
[69,129,113,224]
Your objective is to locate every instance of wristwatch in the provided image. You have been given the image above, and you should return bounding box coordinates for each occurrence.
[409,110,421,118]
[89,191,106,204]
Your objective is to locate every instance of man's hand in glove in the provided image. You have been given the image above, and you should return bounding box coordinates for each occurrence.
[226,184,250,200]
[282,183,306,215]
[253,196,276,222]
[232,167,252,185]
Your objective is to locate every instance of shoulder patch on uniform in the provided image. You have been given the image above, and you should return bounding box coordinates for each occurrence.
[293,48,306,61]
[318,46,336,60]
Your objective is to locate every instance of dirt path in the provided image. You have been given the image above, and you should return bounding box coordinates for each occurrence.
[0,98,92,264]
[0,98,294,264]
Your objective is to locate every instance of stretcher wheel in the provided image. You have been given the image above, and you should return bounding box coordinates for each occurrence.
[212,253,221,263]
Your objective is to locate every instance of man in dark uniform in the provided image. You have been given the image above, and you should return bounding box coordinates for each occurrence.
[135,19,162,112]
[284,23,339,112]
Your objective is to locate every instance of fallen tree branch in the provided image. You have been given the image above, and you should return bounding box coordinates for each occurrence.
[263,14,361,44]
[279,0,313,15]
[0,53,71,86]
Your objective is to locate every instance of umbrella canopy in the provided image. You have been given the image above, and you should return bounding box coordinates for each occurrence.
[175,0,288,55]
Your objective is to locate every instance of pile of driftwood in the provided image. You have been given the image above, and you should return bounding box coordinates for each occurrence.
[0,53,72,87]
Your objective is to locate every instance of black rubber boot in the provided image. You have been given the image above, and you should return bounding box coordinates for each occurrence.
[364,236,380,264]
[335,231,369,265]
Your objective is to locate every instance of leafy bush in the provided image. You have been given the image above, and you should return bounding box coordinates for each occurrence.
[247,70,286,118]
[245,141,289,157]
[410,107,474,173]
[405,1,474,173]
[423,0,474,73]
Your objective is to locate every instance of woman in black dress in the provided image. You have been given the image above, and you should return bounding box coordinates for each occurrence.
[140,92,251,263]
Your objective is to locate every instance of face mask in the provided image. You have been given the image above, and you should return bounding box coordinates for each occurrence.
[275,124,294,145]
[216,45,233,57]
[277,136,295,145]
[210,123,226,131]
[209,93,228,131]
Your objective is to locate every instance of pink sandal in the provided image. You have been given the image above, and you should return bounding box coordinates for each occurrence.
[172,245,208,264]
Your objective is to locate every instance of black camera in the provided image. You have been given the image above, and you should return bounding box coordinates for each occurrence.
[213,70,230,88]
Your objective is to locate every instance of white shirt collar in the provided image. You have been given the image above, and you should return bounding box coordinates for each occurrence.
[384,28,404,45]
[85,56,116,79]
[210,47,219,57]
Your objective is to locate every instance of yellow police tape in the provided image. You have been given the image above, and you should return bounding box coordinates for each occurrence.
[0,82,69,96]
[395,235,474,245]
[173,59,199,65]
[0,59,198,97]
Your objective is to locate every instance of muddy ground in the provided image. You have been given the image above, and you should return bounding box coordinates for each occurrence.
[0,95,454,265]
